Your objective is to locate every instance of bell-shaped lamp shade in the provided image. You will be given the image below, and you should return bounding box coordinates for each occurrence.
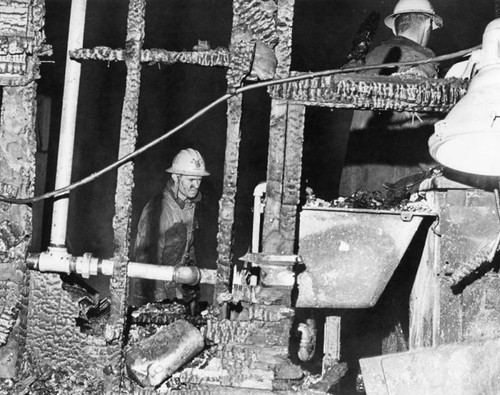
[429,19,500,176]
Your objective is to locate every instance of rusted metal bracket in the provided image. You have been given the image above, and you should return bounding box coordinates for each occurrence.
[239,252,302,266]
[238,252,302,288]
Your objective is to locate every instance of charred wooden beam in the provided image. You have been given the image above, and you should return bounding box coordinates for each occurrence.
[0,83,37,379]
[232,0,279,48]
[225,41,255,89]
[275,0,294,77]
[269,73,469,112]
[70,38,255,88]
[0,0,51,86]
[279,103,304,253]
[0,0,51,381]
[214,95,241,303]
[262,0,297,254]
[209,4,306,392]
[214,0,280,306]
[70,46,231,67]
[262,99,287,253]
[105,0,145,390]
[0,303,18,347]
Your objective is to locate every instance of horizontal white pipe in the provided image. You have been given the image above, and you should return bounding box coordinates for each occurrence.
[30,250,216,285]
[127,262,175,281]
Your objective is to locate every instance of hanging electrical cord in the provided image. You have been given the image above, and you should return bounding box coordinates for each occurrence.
[0,44,481,205]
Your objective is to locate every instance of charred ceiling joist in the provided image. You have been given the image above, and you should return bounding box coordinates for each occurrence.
[269,73,469,113]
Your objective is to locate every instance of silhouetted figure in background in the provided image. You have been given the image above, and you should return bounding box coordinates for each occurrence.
[340,0,443,196]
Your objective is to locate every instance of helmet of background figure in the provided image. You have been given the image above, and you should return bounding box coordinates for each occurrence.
[166,148,210,177]
[384,0,443,31]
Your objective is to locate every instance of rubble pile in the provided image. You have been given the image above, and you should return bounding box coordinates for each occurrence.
[127,300,213,346]
[126,319,205,387]
[305,187,434,212]
[124,301,220,391]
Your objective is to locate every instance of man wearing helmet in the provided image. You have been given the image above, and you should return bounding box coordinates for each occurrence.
[340,0,443,196]
[130,148,209,306]
[349,0,442,132]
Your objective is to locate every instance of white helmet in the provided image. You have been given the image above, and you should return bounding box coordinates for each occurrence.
[166,148,210,177]
[384,0,443,31]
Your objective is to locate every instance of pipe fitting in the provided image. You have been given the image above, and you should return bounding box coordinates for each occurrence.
[173,266,202,285]
[28,250,212,285]
[75,252,99,278]
[26,253,40,270]
[38,246,72,273]
[252,182,267,253]
[297,319,317,361]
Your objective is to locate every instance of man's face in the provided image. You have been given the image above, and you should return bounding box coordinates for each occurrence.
[175,174,202,200]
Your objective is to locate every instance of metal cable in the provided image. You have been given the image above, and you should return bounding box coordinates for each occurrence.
[0,44,481,205]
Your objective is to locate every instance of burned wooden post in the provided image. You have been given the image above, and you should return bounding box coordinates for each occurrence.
[213,0,270,311]
[0,84,37,379]
[197,0,306,392]
[104,0,145,390]
[262,0,304,255]
[0,0,48,379]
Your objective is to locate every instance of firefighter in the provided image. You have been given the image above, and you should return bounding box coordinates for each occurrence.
[130,148,210,307]
[350,0,442,131]
[340,0,443,196]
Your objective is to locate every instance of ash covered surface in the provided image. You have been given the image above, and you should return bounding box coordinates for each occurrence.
[0,300,219,394]
[127,299,215,346]
[125,300,219,393]
[123,347,219,394]
[0,364,105,395]
[304,187,434,213]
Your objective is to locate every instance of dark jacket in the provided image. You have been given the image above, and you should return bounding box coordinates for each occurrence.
[129,179,201,304]
[339,36,439,196]
[134,179,200,266]
[350,35,438,132]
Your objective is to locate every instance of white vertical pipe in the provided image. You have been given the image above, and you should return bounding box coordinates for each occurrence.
[50,0,87,246]
[252,182,267,253]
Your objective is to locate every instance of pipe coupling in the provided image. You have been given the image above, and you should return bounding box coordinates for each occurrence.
[26,253,40,270]
[173,266,201,285]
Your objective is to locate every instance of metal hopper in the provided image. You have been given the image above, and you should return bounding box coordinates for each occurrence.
[296,206,436,308]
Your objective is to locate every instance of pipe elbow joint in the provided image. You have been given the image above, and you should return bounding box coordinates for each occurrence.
[297,319,317,362]
[173,266,201,285]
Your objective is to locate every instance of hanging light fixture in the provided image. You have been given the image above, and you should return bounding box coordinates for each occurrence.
[429,18,500,176]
